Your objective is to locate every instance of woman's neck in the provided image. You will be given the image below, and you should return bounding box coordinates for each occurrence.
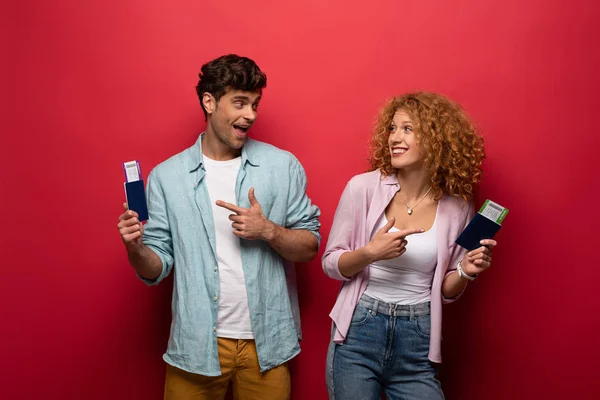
[396,167,431,203]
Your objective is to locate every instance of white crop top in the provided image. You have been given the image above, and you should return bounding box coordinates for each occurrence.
[364,210,438,305]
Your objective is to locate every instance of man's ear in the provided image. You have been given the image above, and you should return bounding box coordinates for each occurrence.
[202,92,217,115]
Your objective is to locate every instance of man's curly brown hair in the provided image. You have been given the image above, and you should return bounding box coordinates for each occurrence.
[369,92,485,202]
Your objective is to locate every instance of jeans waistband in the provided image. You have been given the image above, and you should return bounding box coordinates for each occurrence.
[358,293,430,318]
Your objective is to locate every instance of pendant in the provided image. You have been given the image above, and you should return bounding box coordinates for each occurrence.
[407,208,413,215]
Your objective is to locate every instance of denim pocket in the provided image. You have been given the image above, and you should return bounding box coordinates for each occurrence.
[350,304,372,327]
[414,314,431,338]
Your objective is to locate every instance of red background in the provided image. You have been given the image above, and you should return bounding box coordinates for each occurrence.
[2,1,599,399]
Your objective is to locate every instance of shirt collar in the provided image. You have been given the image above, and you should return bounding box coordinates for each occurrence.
[187,132,260,172]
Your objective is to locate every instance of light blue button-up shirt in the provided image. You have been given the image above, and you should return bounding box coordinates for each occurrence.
[140,134,321,376]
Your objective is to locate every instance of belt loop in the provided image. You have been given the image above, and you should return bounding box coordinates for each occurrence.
[410,306,415,321]
[372,299,379,316]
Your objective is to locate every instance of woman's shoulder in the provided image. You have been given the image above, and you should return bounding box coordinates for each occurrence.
[346,169,388,190]
[441,194,474,218]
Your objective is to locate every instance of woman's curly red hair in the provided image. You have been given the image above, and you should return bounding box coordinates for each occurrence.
[369,92,485,202]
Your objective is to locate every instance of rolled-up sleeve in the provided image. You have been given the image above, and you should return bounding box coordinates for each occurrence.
[442,202,474,303]
[284,159,321,246]
[321,181,356,282]
[140,169,174,286]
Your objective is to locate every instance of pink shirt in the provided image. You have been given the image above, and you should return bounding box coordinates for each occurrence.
[322,170,474,363]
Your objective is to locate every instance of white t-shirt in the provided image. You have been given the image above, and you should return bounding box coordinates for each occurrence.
[203,155,253,339]
[364,211,438,305]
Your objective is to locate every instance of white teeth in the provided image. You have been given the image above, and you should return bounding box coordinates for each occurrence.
[392,148,407,154]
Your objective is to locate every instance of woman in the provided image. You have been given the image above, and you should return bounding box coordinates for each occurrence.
[323,92,496,400]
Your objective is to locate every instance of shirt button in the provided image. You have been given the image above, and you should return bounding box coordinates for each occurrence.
[213,296,218,302]
[213,327,216,332]
[213,266,218,271]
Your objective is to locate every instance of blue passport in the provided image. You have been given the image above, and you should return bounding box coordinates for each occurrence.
[455,213,501,251]
[455,200,508,251]
[125,180,149,222]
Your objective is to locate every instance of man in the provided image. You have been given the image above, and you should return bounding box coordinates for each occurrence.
[117,54,321,399]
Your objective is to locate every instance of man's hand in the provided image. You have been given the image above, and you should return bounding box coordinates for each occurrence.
[117,203,144,249]
[216,188,276,241]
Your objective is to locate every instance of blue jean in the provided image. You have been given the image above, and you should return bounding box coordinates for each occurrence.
[326,294,444,400]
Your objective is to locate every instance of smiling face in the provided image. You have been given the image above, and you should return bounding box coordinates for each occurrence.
[388,109,424,171]
[203,88,262,150]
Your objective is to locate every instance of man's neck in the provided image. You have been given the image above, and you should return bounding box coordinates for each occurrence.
[202,126,241,161]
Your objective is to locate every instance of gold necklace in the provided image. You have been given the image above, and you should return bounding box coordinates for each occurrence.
[403,187,432,215]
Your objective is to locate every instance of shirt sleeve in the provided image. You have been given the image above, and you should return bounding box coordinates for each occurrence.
[442,201,475,303]
[321,180,356,282]
[284,158,321,245]
[139,169,175,286]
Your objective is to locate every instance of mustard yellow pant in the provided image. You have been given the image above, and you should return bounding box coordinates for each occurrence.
[164,338,290,400]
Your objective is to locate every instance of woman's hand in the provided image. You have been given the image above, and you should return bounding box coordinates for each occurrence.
[364,217,424,263]
[460,239,497,276]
